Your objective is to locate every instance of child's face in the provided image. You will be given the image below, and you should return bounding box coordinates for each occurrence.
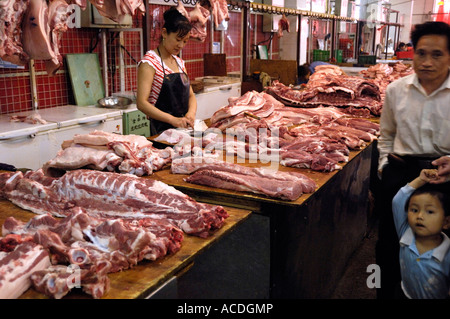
[407,193,450,239]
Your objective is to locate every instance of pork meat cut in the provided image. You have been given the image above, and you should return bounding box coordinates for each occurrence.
[0,237,51,299]
[171,156,316,200]
[189,2,210,42]
[88,0,145,23]
[42,130,174,177]
[0,0,30,65]
[2,208,184,298]
[207,0,229,28]
[0,169,228,238]
[266,78,383,116]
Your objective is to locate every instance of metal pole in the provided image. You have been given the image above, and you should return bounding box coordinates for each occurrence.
[384,24,389,59]
[371,26,376,55]
[296,14,301,67]
[210,8,214,53]
[242,3,249,80]
[355,21,361,60]
[102,29,109,97]
[29,59,38,110]
[119,31,125,93]
[143,0,151,53]
[331,18,336,62]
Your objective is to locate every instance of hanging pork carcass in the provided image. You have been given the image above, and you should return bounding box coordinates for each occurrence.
[0,0,145,74]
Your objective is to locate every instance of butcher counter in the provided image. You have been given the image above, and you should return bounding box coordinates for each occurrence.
[149,139,377,299]
[0,197,252,299]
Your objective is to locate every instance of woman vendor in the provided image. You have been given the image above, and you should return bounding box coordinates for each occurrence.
[137,7,197,135]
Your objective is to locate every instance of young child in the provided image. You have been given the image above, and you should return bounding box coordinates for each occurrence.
[392,169,450,299]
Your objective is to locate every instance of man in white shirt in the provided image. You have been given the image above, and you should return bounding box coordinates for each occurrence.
[375,21,450,299]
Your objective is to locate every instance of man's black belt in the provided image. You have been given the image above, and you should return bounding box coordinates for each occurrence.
[388,153,437,170]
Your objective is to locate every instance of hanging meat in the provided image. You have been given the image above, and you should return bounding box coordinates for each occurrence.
[22,0,56,62]
[278,14,290,37]
[66,0,87,9]
[175,0,189,18]
[89,0,145,23]
[202,0,229,28]
[0,0,145,74]
[46,0,71,75]
[189,2,210,42]
[0,0,30,65]
[175,2,210,43]
[21,0,72,75]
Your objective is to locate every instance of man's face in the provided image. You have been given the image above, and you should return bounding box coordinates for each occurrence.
[413,34,450,85]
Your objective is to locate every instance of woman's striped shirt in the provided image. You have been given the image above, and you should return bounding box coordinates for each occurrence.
[138,50,187,104]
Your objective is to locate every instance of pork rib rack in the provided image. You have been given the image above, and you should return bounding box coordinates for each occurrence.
[0,169,228,238]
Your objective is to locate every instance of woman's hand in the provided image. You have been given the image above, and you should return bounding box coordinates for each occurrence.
[184,112,196,127]
[171,116,194,129]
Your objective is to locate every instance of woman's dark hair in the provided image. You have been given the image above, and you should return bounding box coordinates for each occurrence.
[397,42,406,50]
[163,7,192,39]
[410,21,450,52]
[297,63,311,78]
[406,182,450,217]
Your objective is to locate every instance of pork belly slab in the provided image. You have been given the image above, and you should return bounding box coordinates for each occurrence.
[0,238,51,299]
[43,130,174,177]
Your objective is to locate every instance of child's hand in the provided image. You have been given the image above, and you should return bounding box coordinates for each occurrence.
[410,169,439,188]
[419,169,438,182]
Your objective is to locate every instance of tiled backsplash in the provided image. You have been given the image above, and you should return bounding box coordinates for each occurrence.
[0,5,279,115]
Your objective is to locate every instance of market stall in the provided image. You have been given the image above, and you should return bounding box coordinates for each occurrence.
[0,0,422,301]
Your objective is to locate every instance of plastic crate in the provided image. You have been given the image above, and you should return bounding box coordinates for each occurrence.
[334,50,343,63]
[313,50,330,62]
[123,109,150,137]
[396,51,413,59]
[358,55,376,65]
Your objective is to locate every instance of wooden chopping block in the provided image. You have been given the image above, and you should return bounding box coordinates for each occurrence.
[249,59,297,86]
[203,54,227,76]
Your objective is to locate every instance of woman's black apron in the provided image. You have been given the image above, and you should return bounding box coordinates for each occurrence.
[151,48,190,135]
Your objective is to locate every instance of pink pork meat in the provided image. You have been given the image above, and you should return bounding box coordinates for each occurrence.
[0,169,228,238]
[3,209,184,298]
[171,156,317,200]
[0,237,51,299]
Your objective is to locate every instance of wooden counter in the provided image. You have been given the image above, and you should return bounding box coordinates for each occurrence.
[150,142,375,299]
[151,145,368,211]
[0,199,251,299]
